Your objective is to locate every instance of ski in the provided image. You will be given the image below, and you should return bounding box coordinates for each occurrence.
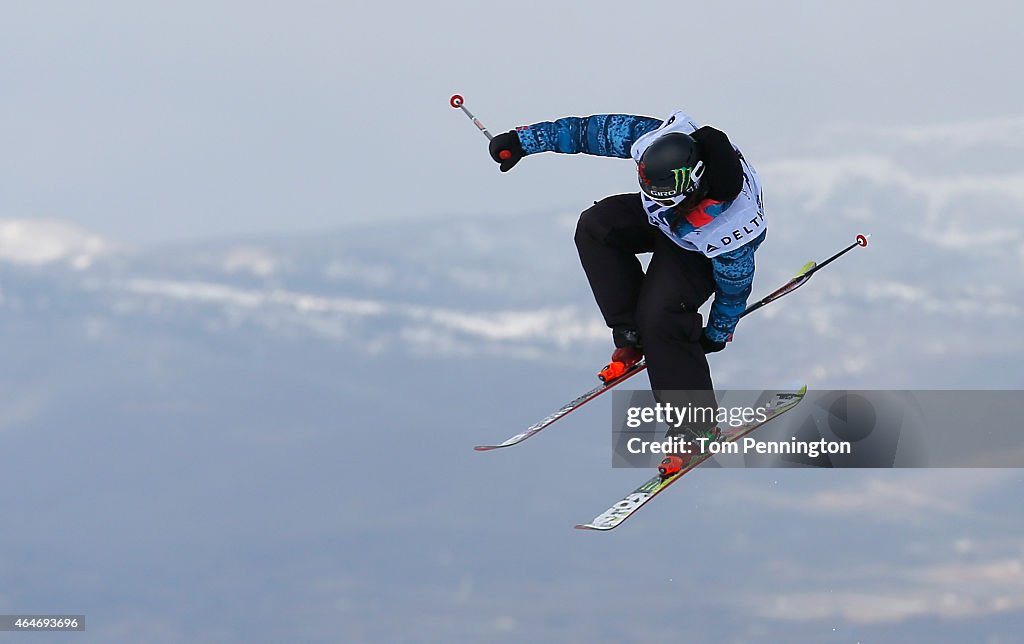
[575,386,807,531]
[474,360,648,451]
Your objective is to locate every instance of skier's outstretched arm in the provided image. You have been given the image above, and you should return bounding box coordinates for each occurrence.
[489,114,662,171]
[703,233,766,353]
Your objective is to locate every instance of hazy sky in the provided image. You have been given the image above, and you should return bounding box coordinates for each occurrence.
[2,5,1023,640]
[1,0,1020,243]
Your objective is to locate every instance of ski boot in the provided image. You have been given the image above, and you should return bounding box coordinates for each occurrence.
[658,426,722,479]
[597,328,643,383]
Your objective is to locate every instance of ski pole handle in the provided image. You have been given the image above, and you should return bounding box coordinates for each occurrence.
[450,94,512,160]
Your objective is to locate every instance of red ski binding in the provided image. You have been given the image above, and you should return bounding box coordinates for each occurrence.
[658,455,687,478]
[597,347,643,383]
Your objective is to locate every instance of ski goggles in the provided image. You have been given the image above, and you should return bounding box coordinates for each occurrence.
[640,160,705,200]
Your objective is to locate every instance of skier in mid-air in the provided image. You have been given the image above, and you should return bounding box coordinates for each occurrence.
[487,110,767,475]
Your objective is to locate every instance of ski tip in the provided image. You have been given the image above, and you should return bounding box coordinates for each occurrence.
[780,380,807,393]
[793,260,816,278]
[776,384,808,400]
[473,445,496,452]
[574,524,603,531]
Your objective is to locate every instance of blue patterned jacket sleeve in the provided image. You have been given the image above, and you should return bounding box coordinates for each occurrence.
[515,115,663,158]
[706,232,766,343]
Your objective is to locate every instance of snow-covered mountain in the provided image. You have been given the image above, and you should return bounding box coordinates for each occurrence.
[3,120,1022,390]
[0,218,112,269]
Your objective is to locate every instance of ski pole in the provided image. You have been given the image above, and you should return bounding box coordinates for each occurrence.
[740,233,870,319]
[802,233,871,278]
[449,94,512,160]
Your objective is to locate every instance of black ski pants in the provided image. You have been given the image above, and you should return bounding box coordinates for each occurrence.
[574,193,718,421]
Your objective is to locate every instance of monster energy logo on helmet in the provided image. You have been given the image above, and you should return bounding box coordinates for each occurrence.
[638,132,704,200]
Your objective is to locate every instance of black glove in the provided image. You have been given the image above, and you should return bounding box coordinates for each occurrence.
[699,332,727,354]
[489,130,525,172]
